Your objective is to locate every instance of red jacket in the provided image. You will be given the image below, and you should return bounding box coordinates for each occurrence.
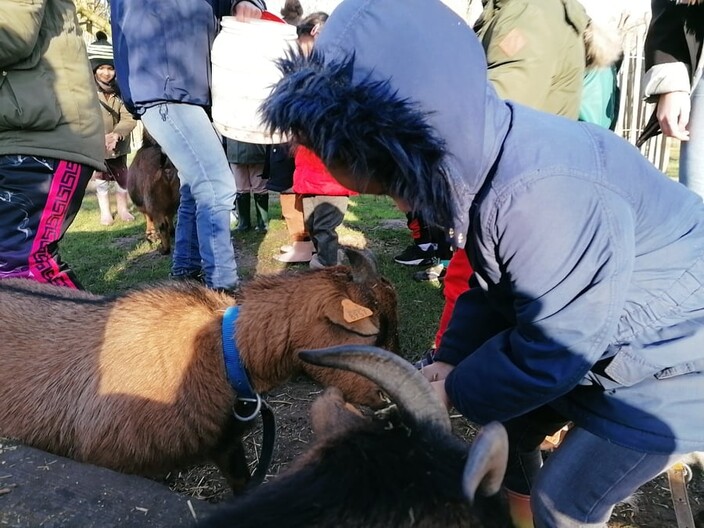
[293,146,356,196]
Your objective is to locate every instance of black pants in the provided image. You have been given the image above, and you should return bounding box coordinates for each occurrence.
[0,155,92,288]
[301,195,348,266]
[406,211,453,260]
[502,405,570,494]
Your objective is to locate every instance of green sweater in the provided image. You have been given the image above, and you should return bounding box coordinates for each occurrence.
[0,0,105,170]
[476,0,589,118]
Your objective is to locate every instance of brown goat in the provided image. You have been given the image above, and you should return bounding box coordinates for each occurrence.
[126,131,180,254]
[0,250,398,492]
[201,345,511,528]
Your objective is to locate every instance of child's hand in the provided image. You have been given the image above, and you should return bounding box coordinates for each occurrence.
[431,379,451,410]
[105,132,121,154]
[232,1,262,21]
[420,360,454,383]
[657,91,691,141]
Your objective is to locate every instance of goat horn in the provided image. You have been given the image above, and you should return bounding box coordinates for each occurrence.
[344,247,379,282]
[298,344,451,432]
[462,421,509,502]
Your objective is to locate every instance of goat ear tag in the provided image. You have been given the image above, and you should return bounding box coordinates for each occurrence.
[341,299,373,323]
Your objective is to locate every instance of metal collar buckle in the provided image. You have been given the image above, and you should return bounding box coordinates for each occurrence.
[233,394,262,422]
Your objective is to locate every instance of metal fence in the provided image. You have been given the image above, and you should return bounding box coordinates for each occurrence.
[614,11,672,172]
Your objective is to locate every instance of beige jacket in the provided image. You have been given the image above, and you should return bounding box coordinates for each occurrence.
[0,0,105,170]
[97,91,137,159]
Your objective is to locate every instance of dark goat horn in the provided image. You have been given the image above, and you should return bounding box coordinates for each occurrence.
[462,421,509,502]
[298,345,451,432]
[344,247,379,282]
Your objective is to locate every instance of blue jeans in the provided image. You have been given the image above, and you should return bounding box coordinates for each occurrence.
[504,408,684,527]
[141,104,239,289]
[680,80,704,199]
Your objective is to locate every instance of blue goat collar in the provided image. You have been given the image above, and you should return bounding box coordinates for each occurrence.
[222,306,261,421]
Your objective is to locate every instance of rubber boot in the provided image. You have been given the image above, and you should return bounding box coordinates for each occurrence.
[115,189,135,222]
[253,192,269,231]
[275,240,315,263]
[505,489,534,528]
[96,183,114,226]
[235,193,251,231]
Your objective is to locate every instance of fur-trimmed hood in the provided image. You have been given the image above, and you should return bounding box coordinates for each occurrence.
[584,18,625,68]
[262,0,511,248]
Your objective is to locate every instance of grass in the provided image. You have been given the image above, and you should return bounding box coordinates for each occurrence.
[62,190,444,359]
[666,140,680,179]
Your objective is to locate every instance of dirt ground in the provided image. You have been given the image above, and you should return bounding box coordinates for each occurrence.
[166,374,703,527]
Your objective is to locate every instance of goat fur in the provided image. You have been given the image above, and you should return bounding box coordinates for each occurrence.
[0,264,398,490]
[202,387,510,528]
[126,131,180,254]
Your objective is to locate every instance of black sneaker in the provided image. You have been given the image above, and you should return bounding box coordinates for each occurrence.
[414,348,436,369]
[413,262,446,282]
[394,244,435,266]
[170,270,205,283]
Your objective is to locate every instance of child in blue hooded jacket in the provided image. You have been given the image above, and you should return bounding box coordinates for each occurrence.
[261,0,704,525]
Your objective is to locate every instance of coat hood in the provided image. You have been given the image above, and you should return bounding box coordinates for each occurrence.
[262,0,511,248]
[583,19,625,69]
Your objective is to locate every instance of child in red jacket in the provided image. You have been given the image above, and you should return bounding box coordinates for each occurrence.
[293,146,355,268]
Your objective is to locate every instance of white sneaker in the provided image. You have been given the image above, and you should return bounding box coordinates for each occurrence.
[308,254,325,269]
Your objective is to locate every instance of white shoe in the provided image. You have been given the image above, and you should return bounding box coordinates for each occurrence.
[280,244,293,253]
[275,241,315,263]
[308,254,325,269]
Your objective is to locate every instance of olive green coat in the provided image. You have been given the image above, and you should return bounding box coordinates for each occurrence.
[0,0,105,170]
[475,0,589,118]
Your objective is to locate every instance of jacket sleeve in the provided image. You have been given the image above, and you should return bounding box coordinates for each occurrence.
[482,3,560,107]
[112,101,138,139]
[443,176,635,424]
[434,283,511,365]
[0,1,46,68]
[641,0,692,99]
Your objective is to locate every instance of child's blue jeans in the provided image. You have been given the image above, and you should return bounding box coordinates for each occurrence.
[142,103,239,290]
[680,80,704,199]
[503,407,685,527]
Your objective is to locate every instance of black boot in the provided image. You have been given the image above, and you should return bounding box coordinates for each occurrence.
[235,193,252,231]
[253,192,269,232]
